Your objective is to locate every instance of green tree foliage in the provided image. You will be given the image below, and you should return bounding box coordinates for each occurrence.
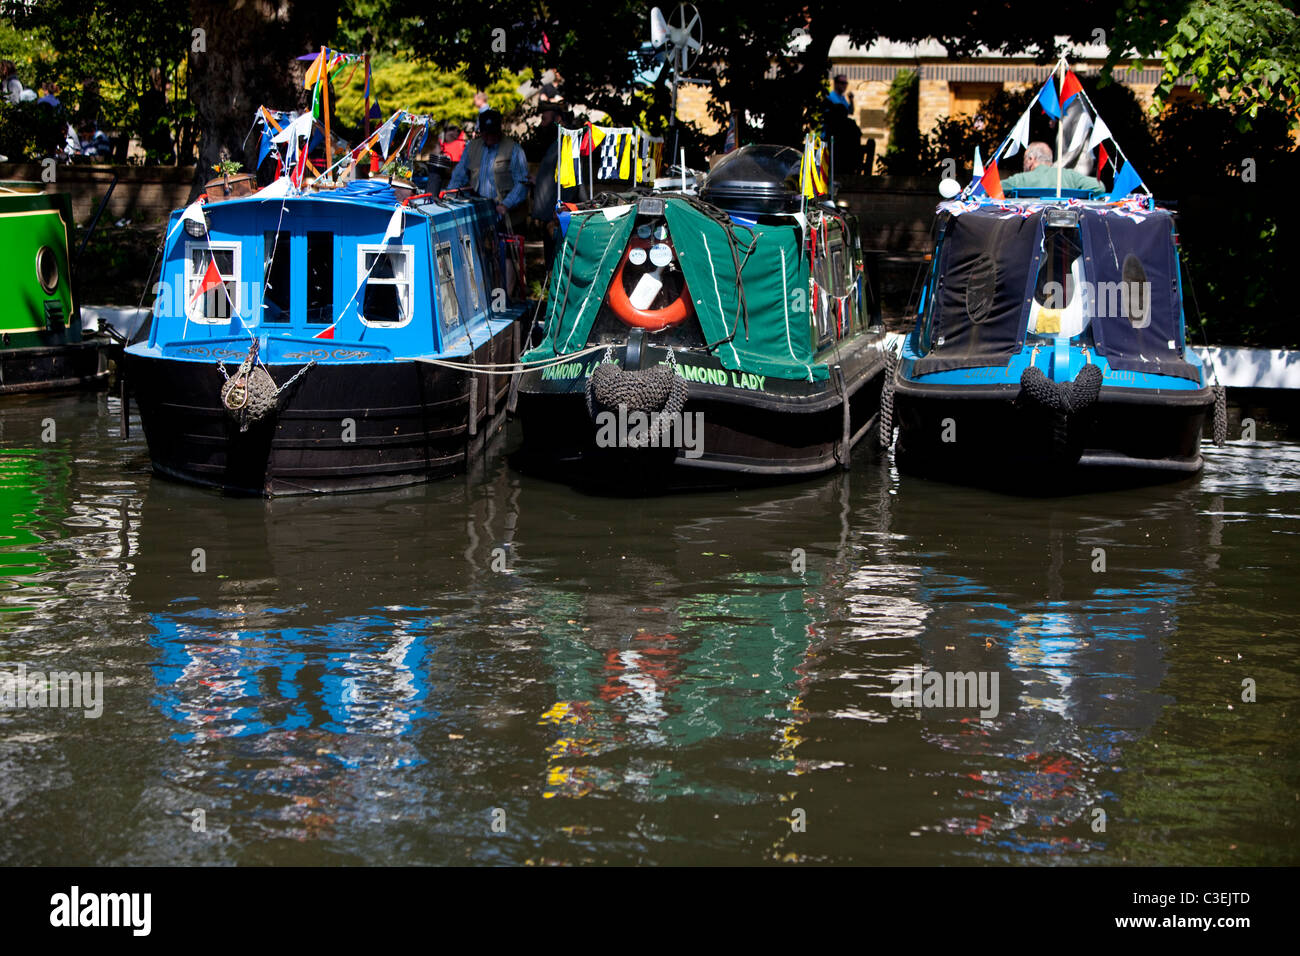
[1,0,191,149]
[331,56,526,131]
[1107,0,1300,130]
[882,69,920,171]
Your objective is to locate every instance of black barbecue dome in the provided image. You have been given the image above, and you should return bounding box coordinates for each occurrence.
[700,144,803,215]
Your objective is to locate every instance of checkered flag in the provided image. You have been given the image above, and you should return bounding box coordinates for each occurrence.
[597,132,620,179]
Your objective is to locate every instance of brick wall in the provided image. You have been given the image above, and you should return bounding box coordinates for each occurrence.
[0,163,197,225]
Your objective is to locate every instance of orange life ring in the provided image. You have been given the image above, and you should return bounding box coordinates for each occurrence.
[606,240,691,330]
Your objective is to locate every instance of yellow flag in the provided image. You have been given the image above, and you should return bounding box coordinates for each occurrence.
[558,131,576,188]
[619,132,635,180]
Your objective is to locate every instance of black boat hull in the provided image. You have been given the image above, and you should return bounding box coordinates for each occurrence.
[513,337,888,491]
[125,326,518,496]
[0,341,109,395]
[892,376,1214,491]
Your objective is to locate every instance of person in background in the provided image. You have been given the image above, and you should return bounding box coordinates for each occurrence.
[827,73,853,114]
[825,73,862,176]
[531,100,564,273]
[36,81,60,109]
[448,109,529,229]
[1001,141,1104,196]
[473,91,490,114]
[441,121,466,163]
[1,61,24,104]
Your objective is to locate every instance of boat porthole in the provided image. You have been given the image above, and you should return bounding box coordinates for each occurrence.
[36,246,60,294]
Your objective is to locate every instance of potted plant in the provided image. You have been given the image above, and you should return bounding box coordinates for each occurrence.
[204,157,257,200]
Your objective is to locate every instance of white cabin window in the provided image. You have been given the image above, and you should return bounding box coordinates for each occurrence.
[185,241,240,323]
[435,241,460,333]
[460,235,480,311]
[357,244,413,327]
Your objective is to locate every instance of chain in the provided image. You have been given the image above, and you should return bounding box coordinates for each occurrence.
[277,360,317,393]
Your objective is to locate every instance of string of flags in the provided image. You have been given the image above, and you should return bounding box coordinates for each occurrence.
[556,124,665,187]
[968,61,1150,203]
[254,105,438,191]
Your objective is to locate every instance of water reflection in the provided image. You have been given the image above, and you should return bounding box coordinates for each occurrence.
[1,392,1295,864]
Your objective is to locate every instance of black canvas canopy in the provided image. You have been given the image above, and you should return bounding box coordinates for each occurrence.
[1081,208,1199,381]
[916,209,1043,374]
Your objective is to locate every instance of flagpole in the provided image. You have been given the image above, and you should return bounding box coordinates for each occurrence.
[321,47,333,185]
[1056,55,1065,198]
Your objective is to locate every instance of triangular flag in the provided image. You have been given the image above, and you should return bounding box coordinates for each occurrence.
[1037,78,1061,119]
[1004,106,1032,159]
[313,325,335,339]
[168,199,207,241]
[1097,143,1110,174]
[256,127,272,170]
[382,205,404,243]
[377,119,395,159]
[980,160,1003,200]
[1060,71,1084,107]
[368,99,382,120]
[189,255,223,303]
[303,50,326,89]
[1087,115,1111,151]
[1108,160,1143,200]
[972,145,984,180]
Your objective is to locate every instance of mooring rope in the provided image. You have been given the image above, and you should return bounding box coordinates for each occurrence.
[413,342,610,376]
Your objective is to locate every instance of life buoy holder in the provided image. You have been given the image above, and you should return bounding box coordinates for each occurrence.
[606,239,691,330]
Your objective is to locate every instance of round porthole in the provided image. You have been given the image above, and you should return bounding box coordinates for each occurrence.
[36,246,59,294]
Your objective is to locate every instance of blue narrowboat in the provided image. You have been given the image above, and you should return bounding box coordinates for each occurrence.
[123,178,525,495]
[888,67,1222,490]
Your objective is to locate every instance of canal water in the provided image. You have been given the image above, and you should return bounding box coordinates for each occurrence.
[1,392,1296,865]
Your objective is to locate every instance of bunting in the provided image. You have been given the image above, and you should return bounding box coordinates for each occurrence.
[189,256,223,304]
[1059,70,1084,107]
[1004,105,1032,159]
[1036,77,1062,119]
[1108,160,1143,201]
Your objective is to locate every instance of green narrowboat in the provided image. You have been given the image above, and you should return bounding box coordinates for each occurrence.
[0,184,106,394]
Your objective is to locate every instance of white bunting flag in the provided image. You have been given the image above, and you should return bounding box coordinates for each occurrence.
[1003,106,1032,159]
[1088,115,1112,151]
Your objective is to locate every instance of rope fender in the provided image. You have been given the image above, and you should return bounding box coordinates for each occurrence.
[1212,385,1228,446]
[218,343,314,432]
[585,360,689,447]
[1016,363,1104,463]
[879,350,899,449]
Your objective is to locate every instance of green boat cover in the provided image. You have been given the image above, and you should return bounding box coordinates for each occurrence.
[524,197,826,381]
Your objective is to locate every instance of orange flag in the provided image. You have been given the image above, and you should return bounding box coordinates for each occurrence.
[303,49,326,89]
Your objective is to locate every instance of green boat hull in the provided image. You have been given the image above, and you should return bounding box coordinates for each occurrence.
[0,188,107,393]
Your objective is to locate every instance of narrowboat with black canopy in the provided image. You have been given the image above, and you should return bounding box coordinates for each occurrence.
[513,135,889,489]
[123,75,526,495]
[887,59,1223,490]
